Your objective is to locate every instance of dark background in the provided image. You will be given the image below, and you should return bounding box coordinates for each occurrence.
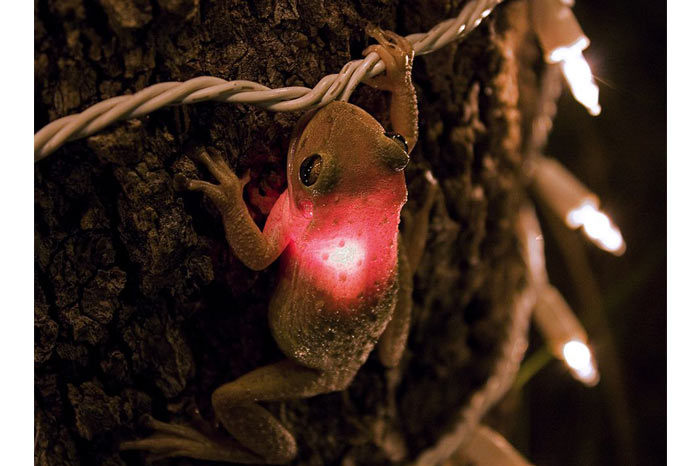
[512,1,666,465]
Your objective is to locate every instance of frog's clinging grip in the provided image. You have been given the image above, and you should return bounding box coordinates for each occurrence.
[363,26,419,153]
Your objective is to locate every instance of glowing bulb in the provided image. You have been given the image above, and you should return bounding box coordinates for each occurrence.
[301,236,371,301]
[531,0,601,115]
[533,286,600,387]
[562,340,599,386]
[548,36,588,63]
[531,157,625,255]
[320,238,366,276]
[558,48,601,116]
[567,200,626,255]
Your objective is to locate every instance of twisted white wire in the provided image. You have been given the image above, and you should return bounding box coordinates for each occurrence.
[34,0,504,162]
[412,210,539,466]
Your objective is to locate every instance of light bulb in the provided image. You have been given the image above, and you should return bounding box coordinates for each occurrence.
[534,286,600,386]
[562,339,600,386]
[567,200,626,255]
[531,0,601,115]
[531,156,626,256]
[558,48,601,116]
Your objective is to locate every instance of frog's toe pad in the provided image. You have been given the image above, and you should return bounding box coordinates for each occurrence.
[173,173,191,191]
[120,415,260,464]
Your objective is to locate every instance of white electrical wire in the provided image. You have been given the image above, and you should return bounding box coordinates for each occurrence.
[411,204,544,466]
[34,0,504,162]
[413,263,536,466]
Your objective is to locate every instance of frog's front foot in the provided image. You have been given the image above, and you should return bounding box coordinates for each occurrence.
[362,26,418,153]
[174,146,250,215]
[120,414,261,464]
[362,25,415,91]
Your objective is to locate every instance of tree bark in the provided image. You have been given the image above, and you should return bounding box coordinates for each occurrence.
[35,0,534,464]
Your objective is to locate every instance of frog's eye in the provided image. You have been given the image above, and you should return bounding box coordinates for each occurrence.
[384,132,408,153]
[300,154,323,186]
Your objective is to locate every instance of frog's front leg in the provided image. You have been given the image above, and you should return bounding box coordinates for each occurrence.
[363,26,419,153]
[174,146,291,270]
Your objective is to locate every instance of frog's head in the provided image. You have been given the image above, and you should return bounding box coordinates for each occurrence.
[286,101,409,216]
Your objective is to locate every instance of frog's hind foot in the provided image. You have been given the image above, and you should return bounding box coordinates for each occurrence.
[120,414,262,464]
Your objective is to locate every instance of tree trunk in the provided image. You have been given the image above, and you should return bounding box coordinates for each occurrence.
[34,0,534,464]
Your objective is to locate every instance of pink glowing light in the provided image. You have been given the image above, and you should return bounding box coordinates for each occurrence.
[291,210,399,304]
[302,236,370,301]
[318,238,366,277]
[283,191,404,305]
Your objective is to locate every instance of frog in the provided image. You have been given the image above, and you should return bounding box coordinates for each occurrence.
[121,26,436,464]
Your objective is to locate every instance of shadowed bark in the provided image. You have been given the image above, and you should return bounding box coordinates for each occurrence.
[35,0,535,464]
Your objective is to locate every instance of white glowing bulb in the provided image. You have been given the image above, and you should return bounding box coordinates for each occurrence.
[531,0,601,116]
[562,340,599,386]
[534,286,600,387]
[555,46,601,116]
[567,200,626,255]
[549,36,588,63]
[320,238,366,275]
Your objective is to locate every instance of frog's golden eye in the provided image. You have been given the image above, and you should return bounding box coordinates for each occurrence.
[384,132,408,152]
[300,154,323,186]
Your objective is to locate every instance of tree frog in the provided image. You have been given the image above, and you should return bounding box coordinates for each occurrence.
[122,26,436,464]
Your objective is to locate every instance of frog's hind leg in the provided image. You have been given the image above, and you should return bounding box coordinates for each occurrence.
[121,412,262,463]
[211,359,358,464]
[378,171,438,367]
[122,360,356,464]
[378,236,413,368]
[403,170,438,276]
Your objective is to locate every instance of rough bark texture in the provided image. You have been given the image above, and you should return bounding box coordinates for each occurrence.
[35,1,531,465]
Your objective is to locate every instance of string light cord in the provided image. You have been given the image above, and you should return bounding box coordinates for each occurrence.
[522,64,562,164]
[518,26,634,457]
[34,0,504,162]
[413,268,536,466]
[523,53,626,256]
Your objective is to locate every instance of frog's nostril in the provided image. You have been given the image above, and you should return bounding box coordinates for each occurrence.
[384,132,408,152]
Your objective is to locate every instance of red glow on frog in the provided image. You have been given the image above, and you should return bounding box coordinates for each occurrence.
[318,237,366,276]
[283,195,402,304]
[271,101,409,309]
[304,235,370,301]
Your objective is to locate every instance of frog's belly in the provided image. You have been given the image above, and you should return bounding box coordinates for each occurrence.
[268,259,399,371]
[268,198,403,370]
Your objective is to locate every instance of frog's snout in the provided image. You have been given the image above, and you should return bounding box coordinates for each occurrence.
[380,131,410,172]
[380,149,410,172]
